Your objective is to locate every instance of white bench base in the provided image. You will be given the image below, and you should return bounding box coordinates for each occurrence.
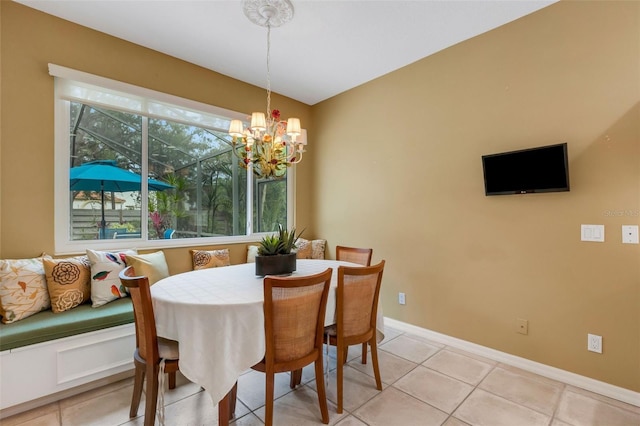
[0,323,135,418]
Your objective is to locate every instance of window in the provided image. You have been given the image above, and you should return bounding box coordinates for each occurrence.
[51,65,294,254]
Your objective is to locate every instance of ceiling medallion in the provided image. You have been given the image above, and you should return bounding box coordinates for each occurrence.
[242,0,294,28]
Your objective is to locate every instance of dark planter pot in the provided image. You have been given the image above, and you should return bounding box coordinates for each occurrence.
[255,253,297,276]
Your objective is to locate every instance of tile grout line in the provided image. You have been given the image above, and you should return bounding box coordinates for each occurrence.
[440,357,500,426]
[334,329,413,426]
[548,384,569,426]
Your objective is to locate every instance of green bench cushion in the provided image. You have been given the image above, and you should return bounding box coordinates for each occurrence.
[0,297,133,351]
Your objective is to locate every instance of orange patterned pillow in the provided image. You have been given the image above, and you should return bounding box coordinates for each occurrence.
[191,249,230,270]
[43,257,91,313]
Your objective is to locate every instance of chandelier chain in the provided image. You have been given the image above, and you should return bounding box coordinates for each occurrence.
[266,24,272,120]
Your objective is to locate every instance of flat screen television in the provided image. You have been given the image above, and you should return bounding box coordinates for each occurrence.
[482,143,570,195]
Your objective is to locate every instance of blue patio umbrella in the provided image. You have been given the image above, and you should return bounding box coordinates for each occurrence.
[70,160,173,239]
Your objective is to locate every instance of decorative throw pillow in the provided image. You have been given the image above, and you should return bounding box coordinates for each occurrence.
[87,249,137,307]
[43,256,91,313]
[0,255,52,323]
[294,238,313,259]
[311,239,326,260]
[293,238,326,259]
[190,249,230,270]
[124,251,169,285]
[246,245,259,263]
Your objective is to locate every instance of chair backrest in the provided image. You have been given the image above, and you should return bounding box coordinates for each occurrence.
[263,268,332,365]
[337,260,385,339]
[336,246,373,266]
[164,228,175,239]
[119,266,159,364]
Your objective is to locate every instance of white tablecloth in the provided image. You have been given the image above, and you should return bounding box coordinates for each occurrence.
[151,259,382,406]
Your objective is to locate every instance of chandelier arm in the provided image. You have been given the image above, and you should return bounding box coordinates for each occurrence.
[229,141,243,160]
[287,143,303,164]
[229,141,250,169]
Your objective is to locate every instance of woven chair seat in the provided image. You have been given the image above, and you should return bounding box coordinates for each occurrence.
[158,337,179,360]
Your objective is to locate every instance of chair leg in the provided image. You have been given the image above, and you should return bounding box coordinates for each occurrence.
[361,342,368,364]
[168,371,177,389]
[130,364,145,418]
[219,386,232,426]
[264,371,275,426]
[314,356,330,423]
[290,368,302,388]
[336,342,345,414]
[369,337,382,391]
[143,364,159,426]
[229,381,237,420]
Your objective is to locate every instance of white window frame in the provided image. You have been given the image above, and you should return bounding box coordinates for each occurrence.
[51,64,295,255]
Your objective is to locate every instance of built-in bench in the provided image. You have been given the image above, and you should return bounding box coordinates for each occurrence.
[0,297,133,351]
[0,298,136,417]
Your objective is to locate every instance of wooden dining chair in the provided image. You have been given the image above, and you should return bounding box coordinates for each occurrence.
[251,268,332,426]
[119,266,179,426]
[335,245,373,267]
[335,245,373,363]
[327,260,385,413]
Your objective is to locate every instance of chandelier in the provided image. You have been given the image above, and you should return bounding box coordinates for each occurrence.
[228,0,306,179]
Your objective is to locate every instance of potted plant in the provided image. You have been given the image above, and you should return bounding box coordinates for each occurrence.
[255,224,302,276]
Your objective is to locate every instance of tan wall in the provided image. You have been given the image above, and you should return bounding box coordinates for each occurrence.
[1,0,638,393]
[0,1,313,271]
[312,1,639,391]
[0,0,3,256]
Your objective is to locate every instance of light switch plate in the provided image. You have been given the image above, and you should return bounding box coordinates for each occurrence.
[622,225,639,244]
[581,224,605,242]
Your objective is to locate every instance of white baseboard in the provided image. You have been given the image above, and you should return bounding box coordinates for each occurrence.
[384,317,640,408]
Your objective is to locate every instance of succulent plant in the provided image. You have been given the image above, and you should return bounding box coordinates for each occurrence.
[257,224,303,256]
[258,234,285,256]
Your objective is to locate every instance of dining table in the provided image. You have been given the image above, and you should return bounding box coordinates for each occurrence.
[150,258,384,426]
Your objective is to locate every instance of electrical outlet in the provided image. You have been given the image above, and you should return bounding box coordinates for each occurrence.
[516,318,528,335]
[398,292,406,305]
[588,334,602,353]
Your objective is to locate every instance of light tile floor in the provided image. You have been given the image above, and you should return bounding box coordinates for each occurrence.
[3,326,640,426]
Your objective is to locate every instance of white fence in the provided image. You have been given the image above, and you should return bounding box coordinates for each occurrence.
[71,209,141,240]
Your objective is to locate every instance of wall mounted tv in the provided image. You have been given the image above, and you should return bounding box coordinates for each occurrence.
[482,143,570,196]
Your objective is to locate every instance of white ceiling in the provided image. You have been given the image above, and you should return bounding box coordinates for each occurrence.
[16,0,557,105]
